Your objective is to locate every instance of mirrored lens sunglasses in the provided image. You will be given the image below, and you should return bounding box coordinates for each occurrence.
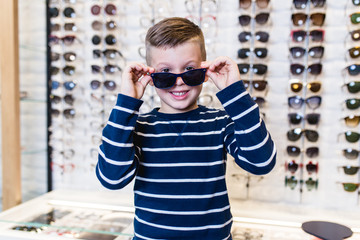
[150,68,207,89]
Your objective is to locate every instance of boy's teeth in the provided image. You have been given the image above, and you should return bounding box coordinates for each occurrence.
[172,91,186,96]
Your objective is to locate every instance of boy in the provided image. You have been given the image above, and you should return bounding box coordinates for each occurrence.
[96,17,276,240]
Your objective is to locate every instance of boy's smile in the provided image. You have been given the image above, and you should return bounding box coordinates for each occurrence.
[149,40,207,114]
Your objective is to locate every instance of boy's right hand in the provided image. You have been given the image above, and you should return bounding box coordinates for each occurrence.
[120,62,155,99]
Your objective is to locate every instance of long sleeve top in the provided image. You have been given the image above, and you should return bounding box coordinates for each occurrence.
[96,81,276,240]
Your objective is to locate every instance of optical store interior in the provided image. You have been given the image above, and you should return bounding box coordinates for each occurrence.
[1,0,360,239]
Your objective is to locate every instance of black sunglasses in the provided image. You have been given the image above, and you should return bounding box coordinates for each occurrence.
[150,68,207,89]
[237,48,268,59]
[288,113,320,125]
[345,98,360,110]
[290,63,322,75]
[237,64,268,75]
[287,128,319,142]
[290,46,324,59]
[238,13,270,26]
[291,29,324,42]
[238,31,269,43]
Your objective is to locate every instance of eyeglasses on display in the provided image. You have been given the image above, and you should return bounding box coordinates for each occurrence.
[51,80,77,91]
[252,96,266,108]
[289,80,322,93]
[51,108,76,119]
[350,13,360,24]
[287,145,319,158]
[288,112,320,125]
[50,23,77,32]
[90,3,117,15]
[339,182,360,192]
[91,64,122,74]
[343,130,360,143]
[50,94,74,105]
[287,128,319,142]
[345,64,360,76]
[91,20,117,31]
[293,0,326,9]
[286,160,318,174]
[343,148,360,160]
[350,29,360,41]
[345,98,360,110]
[285,176,318,190]
[150,68,207,89]
[90,80,117,91]
[290,46,324,59]
[50,66,75,76]
[51,52,77,62]
[288,95,322,109]
[290,63,322,75]
[243,80,268,91]
[237,63,268,75]
[339,166,360,175]
[237,48,268,59]
[238,31,269,43]
[343,81,360,93]
[238,13,270,26]
[343,115,360,127]
[348,47,360,59]
[93,49,123,59]
[291,13,325,27]
[291,29,324,42]
[239,0,270,9]
[49,35,78,45]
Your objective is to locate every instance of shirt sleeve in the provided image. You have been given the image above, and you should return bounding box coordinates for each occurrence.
[95,94,143,189]
[216,81,276,175]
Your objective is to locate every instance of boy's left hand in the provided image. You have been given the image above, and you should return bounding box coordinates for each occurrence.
[201,56,241,90]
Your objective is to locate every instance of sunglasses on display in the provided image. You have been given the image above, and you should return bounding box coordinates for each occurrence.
[243,80,268,91]
[293,0,326,9]
[51,80,77,91]
[348,47,360,59]
[237,63,268,75]
[288,95,322,109]
[50,66,75,76]
[339,166,360,175]
[93,49,123,59]
[353,0,360,5]
[291,29,324,42]
[288,112,320,125]
[285,176,318,191]
[252,96,266,108]
[238,31,269,43]
[342,131,360,143]
[238,13,270,26]
[340,182,360,192]
[350,29,360,41]
[290,46,324,59]
[345,98,360,110]
[90,3,117,15]
[51,108,76,119]
[287,128,319,142]
[237,48,268,59]
[290,63,322,76]
[343,115,360,127]
[150,68,207,89]
[287,145,319,158]
[239,0,270,9]
[51,52,77,62]
[50,23,77,32]
[50,94,74,105]
[91,20,117,31]
[350,13,360,24]
[90,80,117,91]
[345,64,360,76]
[291,13,326,27]
[286,160,318,174]
[343,81,360,93]
[49,35,79,45]
[91,64,122,74]
[289,80,322,93]
[343,148,360,160]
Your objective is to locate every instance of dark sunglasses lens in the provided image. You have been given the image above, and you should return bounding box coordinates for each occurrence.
[343,148,359,159]
[243,80,250,89]
[309,46,324,58]
[306,162,317,173]
[349,47,360,58]
[104,80,116,90]
[290,81,303,92]
[105,65,120,74]
[51,52,60,61]
[346,81,360,93]
[182,69,206,86]
[311,13,325,26]
[292,13,307,26]
[306,96,322,109]
[310,30,324,42]
[287,128,302,141]
[255,13,269,25]
[254,48,267,58]
[50,66,59,75]
[306,147,319,158]
[64,23,77,31]
[63,7,75,18]
[354,0,360,6]
[290,47,306,58]
[347,64,360,76]
[290,64,305,75]
[63,66,75,75]
[343,166,359,175]
[90,80,101,90]
[105,3,117,15]
[63,52,76,62]
[311,0,326,7]
[50,95,61,104]
[288,96,304,109]
[351,13,360,24]
[105,34,117,45]
[308,63,322,75]
[342,183,359,192]
[287,161,299,173]
[64,81,76,91]
[49,7,59,18]
[285,176,298,189]
[253,64,267,75]
[237,64,250,74]
[293,0,308,9]
[151,73,176,89]
[346,98,360,109]
[344,115,360,127]
[287,145,301,156]
[252,80,267,91]
[305,130,319,142]
[351,30,360,41]
[239,0,252,9]
[104,49,122,59]
[238,48,250,59]
[256,31,269,42]
[345,131,360,143]
[64,108,76,119]
[238,32,251,42]
[308,82,321,93]
[64,94,74,105]
[252,96,265,107]
[306,113,320,125]
[292,30,306,42]
[106,20,117,30]
[239,15,251,26]
[288,113,303,124]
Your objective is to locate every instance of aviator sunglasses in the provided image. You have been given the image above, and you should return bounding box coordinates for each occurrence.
[150,68,207,89]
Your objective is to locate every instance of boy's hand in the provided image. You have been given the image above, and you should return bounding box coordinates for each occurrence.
[201,56,241,91]
[120,62,155,99]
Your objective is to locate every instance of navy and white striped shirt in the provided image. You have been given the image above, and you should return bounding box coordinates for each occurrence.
[96,81,276,240]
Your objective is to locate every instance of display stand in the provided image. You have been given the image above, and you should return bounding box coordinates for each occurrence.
[0,0,22,210]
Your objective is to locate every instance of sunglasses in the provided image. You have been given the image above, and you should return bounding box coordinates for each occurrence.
[345,98,360,110]
[50,23,77,32]
[90,3,117,15]
[343,131,360,143]
[51,80,77,91]
[288,95,322,109]
[293,0,326,9]
[243,80,268,91]
[91,64,122,74]
[343,148,360,160]
[287,128,319,142]
[51,52,77,62]
[290,46,324,59]
[350,13,360,24]
[343,81,360,93]
[90,80,117,91]
[63,7,76,18]
[237,64,268,75]
[345,64,360,76]
[238,13,270,26]
[288,113,320,125]
[289,80,322,93]
[150,68,207,89]
[50,66,75,76]
[348,47,360,59]
[354,0,360,5]
[49,35,78,45]
[91,20,117,31]
[344,115,360,127]
[291,13,325,27]
[350,29,360,41]
[239,0,270,9]
[287,145,319,158]
[290,63,322,75]
[339,166,360,175]
[238,31,269,43]
[340,182,360,192]
[252,96,266,108]
[51,108,76,119]
[291,29,324,42]
[237,48,268,59]
[50,94,74,105]
[93,49,123,59]
[286,160,318,174]
[285,176,318,190]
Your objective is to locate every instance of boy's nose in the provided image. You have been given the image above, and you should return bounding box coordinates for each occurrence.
[174,76,185,86]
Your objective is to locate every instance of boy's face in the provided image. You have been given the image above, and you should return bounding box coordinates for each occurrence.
[148,40,206,114]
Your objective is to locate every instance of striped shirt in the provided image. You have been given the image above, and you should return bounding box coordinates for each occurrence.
[96,81,276,240]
